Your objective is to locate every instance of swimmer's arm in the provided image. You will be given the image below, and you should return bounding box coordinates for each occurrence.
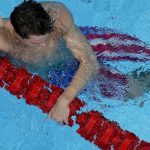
[57,3,100,101]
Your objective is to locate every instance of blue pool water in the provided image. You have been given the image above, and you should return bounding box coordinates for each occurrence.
[0,0,150,150]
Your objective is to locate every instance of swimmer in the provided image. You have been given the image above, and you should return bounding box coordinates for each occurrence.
[0,0,99,125]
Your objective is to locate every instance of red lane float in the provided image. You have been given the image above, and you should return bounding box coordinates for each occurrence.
[0,56,150,150]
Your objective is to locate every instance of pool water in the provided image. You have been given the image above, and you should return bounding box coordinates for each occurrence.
[0,0,150,150]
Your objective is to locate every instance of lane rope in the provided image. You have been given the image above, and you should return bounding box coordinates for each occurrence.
[0,56,150,150]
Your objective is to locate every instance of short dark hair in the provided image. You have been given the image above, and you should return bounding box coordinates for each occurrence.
[10,0,55,38]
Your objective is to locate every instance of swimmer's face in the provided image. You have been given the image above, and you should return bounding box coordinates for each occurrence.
[22,33,50,47]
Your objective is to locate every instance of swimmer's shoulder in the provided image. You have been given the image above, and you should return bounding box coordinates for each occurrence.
[40,1,71,19]
[40,1,66,9]
[41,1,74,34]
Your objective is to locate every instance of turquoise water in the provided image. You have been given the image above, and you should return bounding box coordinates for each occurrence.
[0,0,150,150]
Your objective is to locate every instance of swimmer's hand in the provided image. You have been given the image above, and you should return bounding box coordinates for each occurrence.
[47,96,70,125]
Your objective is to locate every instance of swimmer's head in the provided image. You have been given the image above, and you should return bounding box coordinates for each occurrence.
[10,0,55,39]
